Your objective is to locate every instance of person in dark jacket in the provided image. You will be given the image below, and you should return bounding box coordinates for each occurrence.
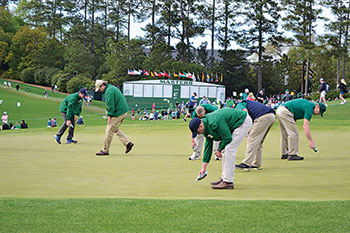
[256,88,268,104]
[235,100,275,170]
[319,78,328,106]
[339,79,347,104]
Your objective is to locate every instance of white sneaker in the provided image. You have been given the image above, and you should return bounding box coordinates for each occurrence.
[188,155,200,160]
[344,99,347,104]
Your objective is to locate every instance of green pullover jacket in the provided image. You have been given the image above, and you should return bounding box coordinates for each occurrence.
[60,92,82,120]
[104,84,129,117]
[202,108,247,163]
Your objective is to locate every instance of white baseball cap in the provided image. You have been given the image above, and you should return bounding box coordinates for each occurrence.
[95,80,105,92]
[3,112,7,114]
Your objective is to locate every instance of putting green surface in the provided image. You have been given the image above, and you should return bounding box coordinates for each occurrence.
[1,121,349,201]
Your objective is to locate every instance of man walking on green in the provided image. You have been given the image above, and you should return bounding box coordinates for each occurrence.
[276,99,326,161]
[189,108,252,189]
[95,80,134,156]
[54,88,88,144]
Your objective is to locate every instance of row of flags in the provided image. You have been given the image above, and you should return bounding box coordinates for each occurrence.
[127,69,224,83]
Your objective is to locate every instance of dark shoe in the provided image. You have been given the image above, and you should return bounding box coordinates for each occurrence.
[215,157,221,161]
[54,135,61,144]
[125,142,134,154]
[211,181,234,189]
[235,163,251,170]
[281,154,288,159]
[288,155,304,161]
[250,165,262,170]
[66,139,77,144]
[210,178,223,185]
[96,150,109,156]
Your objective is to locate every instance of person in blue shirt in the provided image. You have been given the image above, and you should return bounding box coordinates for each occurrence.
[47,118,52,128]
[184,92,198,121]
[235,100,275,170]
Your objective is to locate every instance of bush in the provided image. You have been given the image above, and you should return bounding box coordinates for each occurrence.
[55,72,73,93]
[66,74,94,93]
[34,67,60,86]
[20,67,35,84]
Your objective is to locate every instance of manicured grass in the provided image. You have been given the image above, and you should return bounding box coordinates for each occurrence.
[1,82,350,232]
[1,198,349,233]
[0,85,105,128]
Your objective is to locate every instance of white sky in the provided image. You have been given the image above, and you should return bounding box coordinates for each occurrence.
[129,6,334,51]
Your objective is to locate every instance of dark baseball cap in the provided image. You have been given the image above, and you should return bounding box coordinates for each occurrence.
[79,88,88,96]
[318,103,326,117]
[189,117,202,138]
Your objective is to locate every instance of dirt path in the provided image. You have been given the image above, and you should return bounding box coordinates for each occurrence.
[4,79,68,95]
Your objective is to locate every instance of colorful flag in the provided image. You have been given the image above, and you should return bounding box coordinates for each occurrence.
[144,70,150,76]
[206,73,210,82]
[164,71,170,78]
[174,72,179,78]
[202,73,205,82]
[215,73,218,83]
[128,69,137,75]
[151,72,155,77]
[220,74,223,82]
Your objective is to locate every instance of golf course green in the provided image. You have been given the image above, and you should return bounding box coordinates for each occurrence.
[0,81,349,232]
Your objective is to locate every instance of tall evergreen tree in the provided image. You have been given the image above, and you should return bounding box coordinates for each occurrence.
[235,0,282,92]
[282,0,321,94]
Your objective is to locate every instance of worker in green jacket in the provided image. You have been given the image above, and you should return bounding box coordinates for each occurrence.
[95,80,134,156]
[188,104,220,161]
[54,88,88,144]
[189,108,252,189]
[276,99,326,161]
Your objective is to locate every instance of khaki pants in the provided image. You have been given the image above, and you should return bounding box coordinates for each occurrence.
[276,106,299,155]
[102,113,130,153]
[192,134,220,159]
[242,113,275,167]
[222,115,252,183]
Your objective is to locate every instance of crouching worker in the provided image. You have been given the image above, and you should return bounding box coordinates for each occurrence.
[189,108,252,189]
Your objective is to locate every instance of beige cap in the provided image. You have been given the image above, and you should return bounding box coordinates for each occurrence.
[95,80,105,92]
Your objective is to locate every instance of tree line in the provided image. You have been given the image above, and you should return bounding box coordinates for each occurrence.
[1,0,350,97]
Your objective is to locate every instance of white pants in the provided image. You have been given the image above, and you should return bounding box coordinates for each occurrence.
[222,115,252,183]
[192,134,220,158]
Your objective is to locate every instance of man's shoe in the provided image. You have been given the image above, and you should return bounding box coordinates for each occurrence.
[188,155,200,160]
[250,165,262,170]
[66,139,77,144]
[281,154,289,159]
[54,135,61,144]
[210,178,223,185]
[215,157,221,161]
[235,163,251,171]
[96,150,109,156]
[288,155,304,161]
[125,142,134,153]
[211,181,234,189]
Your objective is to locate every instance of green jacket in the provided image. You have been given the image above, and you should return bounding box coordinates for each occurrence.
[192,104,218,118]
[104,84,129,117]
[202,108,247,163]
[60,92,82,120]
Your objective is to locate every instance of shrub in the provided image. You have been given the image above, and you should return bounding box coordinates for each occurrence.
[34,67,59,86]
[55,72,73,93]
[20,67,35,84]
[66,74,94,93]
